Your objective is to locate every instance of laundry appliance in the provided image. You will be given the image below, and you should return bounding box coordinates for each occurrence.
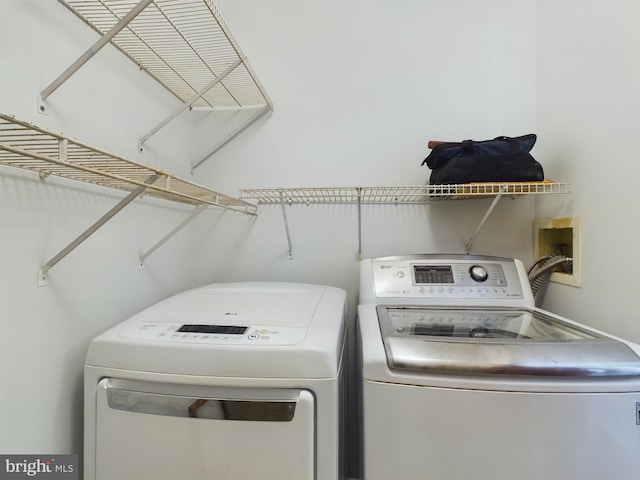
[84,282,348,480]
[358,254,640,480]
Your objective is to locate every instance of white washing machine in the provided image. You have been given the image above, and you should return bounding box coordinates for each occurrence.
[358,254,640,480]
[84,282,348,480]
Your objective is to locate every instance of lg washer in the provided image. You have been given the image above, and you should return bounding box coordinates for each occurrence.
[357,254,640,480]
[84,282,348,480]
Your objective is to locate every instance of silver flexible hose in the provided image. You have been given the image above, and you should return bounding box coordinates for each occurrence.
[528,255,573,298]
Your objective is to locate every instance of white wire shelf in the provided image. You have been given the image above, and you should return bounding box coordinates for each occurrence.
[0,112,256,283]
[53,0,271,110]
[0,113,255,212]
[240,183,569,205]
[241,183,569,260]
[41,1,272,163]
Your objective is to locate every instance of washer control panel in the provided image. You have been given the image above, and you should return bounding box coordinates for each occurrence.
[119,322,307,346]
[372,256,524,300]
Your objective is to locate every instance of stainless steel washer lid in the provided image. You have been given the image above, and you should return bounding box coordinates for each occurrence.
[378,306,640,377]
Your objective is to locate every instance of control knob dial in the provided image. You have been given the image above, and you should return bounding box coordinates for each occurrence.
[469,265,489,282]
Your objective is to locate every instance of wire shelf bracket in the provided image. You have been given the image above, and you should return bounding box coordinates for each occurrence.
[138,57,243,150]
[356,187,364,261]
[139,204,208,268]
[38,174,159,287]
[191,104,272,171]
[40,0,153,104]
[464,186,505,254]
[240,183,570,260]
[278,191,294,259]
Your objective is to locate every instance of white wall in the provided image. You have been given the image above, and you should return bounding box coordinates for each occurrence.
[535,0,640,342]
[0,1,209,454]
[190,0,538,313]
[1,0,541,464]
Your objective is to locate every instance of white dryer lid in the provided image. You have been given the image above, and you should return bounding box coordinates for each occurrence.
[132,283,324,328]
[86,282,348,378]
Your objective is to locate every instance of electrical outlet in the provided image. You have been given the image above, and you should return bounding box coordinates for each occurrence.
[533,217,581,287]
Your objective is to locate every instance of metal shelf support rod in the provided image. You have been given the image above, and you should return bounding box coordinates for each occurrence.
[356,187,363,261]
[39,174,158,283]
[139,204,208,266]
[41,0,153,101]
[279,190,293,259]
[192,104,272,170]
[465,190,505,254]
[139,57,244,147]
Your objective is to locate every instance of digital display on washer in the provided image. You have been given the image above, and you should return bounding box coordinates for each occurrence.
[413,265,454,284]
[177,325,248,335]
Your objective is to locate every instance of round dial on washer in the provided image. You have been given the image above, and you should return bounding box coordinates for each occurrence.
[469,265,489,282]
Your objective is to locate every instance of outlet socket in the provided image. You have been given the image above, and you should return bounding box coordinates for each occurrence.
[533,217,581,287]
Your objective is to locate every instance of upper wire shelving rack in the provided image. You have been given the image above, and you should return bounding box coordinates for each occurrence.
[42,0,272,165]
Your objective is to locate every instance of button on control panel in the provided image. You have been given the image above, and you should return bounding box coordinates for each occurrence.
[120,322,307,346]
